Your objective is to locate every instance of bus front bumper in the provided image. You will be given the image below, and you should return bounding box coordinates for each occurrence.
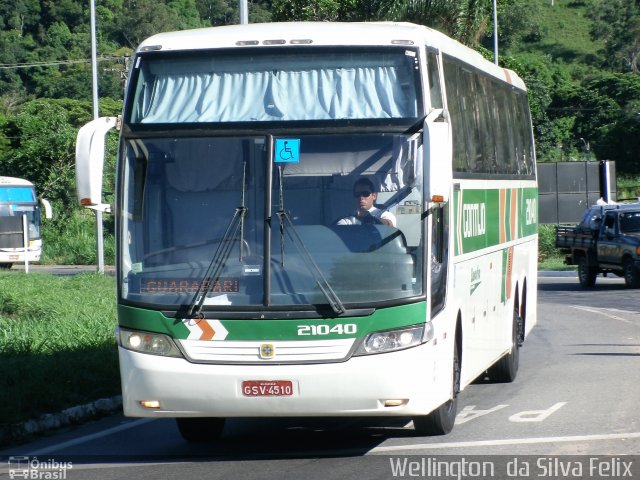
[118,343,451,419]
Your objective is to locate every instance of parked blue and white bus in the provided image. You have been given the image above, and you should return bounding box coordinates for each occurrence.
[0,176,52,268]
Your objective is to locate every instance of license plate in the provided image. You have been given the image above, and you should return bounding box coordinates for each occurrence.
[242,380,294,397]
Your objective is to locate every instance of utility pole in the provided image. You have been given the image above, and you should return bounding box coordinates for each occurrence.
[90,0,105,274]
[239,0,248,24]
[493,0,498,65]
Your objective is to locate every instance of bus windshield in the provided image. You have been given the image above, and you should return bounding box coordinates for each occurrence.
[128,47,421,124]
[0,186,41,240]
[119,133,424,309]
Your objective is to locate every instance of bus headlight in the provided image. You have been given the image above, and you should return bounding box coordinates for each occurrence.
[355,324,430,355]
[117,327,183,357]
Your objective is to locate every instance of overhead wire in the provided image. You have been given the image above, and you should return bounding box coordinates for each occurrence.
[0,57,123,70]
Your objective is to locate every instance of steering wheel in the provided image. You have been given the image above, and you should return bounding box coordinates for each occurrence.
[362,214,383,225]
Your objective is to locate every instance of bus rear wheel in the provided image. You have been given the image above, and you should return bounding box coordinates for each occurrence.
[176,417,225,443]
[412,336,460,436]
[487,304,522,383]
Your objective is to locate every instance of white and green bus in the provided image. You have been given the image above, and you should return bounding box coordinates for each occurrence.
[0,176,52,268]
[76,22,537,441]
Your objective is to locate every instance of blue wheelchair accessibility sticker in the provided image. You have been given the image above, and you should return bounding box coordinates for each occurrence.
[274,138,300,163]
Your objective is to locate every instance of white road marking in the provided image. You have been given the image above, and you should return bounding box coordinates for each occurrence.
[368,431,640,454]
[455,404,509,425]
[508,402,567,423]
[571,306,638,325]
[25,418,154,456]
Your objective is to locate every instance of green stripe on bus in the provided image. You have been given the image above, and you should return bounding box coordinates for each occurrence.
[118,302,428,341]
[519,187,538,238]
[118,305,191,338]
[454,187,538,256]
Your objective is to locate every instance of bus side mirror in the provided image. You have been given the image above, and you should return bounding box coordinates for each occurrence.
[40,198,53,219]
[75,116,118,210]
[423,108,452,203]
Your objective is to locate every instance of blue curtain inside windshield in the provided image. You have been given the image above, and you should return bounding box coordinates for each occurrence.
[131,49,419,123]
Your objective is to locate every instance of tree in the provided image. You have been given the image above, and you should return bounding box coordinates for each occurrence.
[374,0,492,46]
[583,73,640,173]
[0,0,41,35]
[196,0,236,25]
[272,0,495,44]
[482,0,542,53]
[0,98,122,208]
[587,0,640,73]
[0,30,32,96]
[167,0,206,29]
[0,100,78,206]
[115,0,185,48]
[249,0,273,23]
[272,0,353,22]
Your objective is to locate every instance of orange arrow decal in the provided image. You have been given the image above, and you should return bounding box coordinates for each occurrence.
[197,320,216,340]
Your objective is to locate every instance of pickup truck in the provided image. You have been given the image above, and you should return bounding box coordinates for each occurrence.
[555,202,640,288]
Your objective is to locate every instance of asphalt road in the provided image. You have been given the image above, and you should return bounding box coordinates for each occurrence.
[1,273,639,479]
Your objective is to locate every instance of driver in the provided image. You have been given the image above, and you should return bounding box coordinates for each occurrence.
[337,178,397,227]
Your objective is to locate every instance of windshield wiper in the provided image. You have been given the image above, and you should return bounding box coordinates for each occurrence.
[276,165,345,315]
[186,206,247,319]
[186,161,248,319]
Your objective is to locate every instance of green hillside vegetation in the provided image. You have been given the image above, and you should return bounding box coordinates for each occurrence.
[526,1,603,63]
[494,0,640,174]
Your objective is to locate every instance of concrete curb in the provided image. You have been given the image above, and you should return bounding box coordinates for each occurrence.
[0,396,122,447]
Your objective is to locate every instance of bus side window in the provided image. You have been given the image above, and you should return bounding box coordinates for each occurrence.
[427,50,443,110]
[431,205,448,318]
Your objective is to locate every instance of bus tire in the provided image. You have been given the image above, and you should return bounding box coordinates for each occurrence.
[0,263,13,269]
[412,335,460,436]
[487,304,521,383]
[176,417,225,443]
[577,256,597,287]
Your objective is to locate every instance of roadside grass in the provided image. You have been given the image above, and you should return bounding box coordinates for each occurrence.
[539,255,572,271]
[538,224,573,271]
[0,272,119,431]
[40,209,115,265]
[617,176,640,201]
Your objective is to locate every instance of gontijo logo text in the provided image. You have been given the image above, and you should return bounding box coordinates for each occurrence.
[463,202,486,238]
